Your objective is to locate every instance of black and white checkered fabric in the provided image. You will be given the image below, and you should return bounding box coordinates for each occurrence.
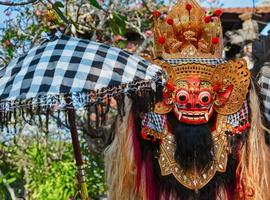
[258,63,270,121]
[227,101,249,127]
[0,34,163,110]
[165,58,227,65]
[142,112,166,133]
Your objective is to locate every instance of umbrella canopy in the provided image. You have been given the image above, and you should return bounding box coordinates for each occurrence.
[0,33,165,133]
[0,35,160,110]
[0,33,165,200]
[0,34,163,112]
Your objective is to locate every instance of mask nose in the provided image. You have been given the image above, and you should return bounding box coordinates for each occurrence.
[187,93,202,109]
[187,93,197,108]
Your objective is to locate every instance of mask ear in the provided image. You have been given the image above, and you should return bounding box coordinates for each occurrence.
[212,59,250,115]
[215,84,234,106]
[155,101,173,114]
[150,60,175,115]
[154,81,174,114]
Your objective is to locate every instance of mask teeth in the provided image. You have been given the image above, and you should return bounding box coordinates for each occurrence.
[205,106,214,121]
[205,113,209,121]
[178,112,182,121]
[174,104,182,121]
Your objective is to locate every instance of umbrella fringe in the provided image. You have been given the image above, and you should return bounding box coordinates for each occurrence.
[46,108,50,133]
[95,104,100,128]
[115,93,126,120]
[57,110,61,128]
[0,74,165,133]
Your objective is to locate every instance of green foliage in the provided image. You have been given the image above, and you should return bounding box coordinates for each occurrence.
[27,161,77,200]
[88,0,102,9]
[0,142,25,199]
[0,168,23,199]
[52,1,70,26]
[23,143,75,199]
[54,1,65,8]
[117,40,127,49]
[85,154,105,197]
[109,13,127,36]
[141,0,151,13]
[0,130,105,199]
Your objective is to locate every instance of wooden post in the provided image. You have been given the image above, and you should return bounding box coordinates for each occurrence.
[66,97,89,200]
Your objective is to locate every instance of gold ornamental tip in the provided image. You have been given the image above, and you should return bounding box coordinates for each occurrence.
[153,0,224,59]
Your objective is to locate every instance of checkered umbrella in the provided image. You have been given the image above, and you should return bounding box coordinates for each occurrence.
[0,33,164,200]
[258,62,270,123]
[0,34,163,109]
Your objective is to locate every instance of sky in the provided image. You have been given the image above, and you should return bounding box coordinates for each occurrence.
[0,6,5,29]
[201,0,261,7]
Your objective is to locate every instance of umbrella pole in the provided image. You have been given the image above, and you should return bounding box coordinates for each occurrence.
[66,106,89,200]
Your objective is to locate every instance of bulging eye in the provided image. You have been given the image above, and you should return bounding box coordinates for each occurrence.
[176,90,189,104]
[198,91,211,105]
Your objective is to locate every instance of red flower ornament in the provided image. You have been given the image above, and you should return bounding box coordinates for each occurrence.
[186,3,192,11]
[152,10,161,18]
[159,36,166,44]
[204,15,211,23]
[214,9,222,17]
[212,37,219,45]
[213,83,219,92]
[166,82,175,92]
[246,122,251,128]
[167,18,174,25]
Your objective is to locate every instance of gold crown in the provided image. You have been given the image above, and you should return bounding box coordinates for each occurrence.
[153,0,223,59]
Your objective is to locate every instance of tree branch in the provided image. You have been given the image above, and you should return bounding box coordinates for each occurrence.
[75,0,83,24]
[0,0,38,6]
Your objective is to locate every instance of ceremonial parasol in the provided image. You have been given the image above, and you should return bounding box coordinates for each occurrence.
[0,33,164,199]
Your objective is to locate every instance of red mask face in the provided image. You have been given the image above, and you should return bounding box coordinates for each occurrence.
[172,78,214,124]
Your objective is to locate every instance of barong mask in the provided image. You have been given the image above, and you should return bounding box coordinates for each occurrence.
[104,0,270,200]
[140,0,252,192]
[152,0,250,125]
[154,60,250,125]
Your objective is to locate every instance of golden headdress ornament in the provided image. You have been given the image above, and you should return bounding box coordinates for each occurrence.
[153,0,223,59]
[152,0,250,116]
